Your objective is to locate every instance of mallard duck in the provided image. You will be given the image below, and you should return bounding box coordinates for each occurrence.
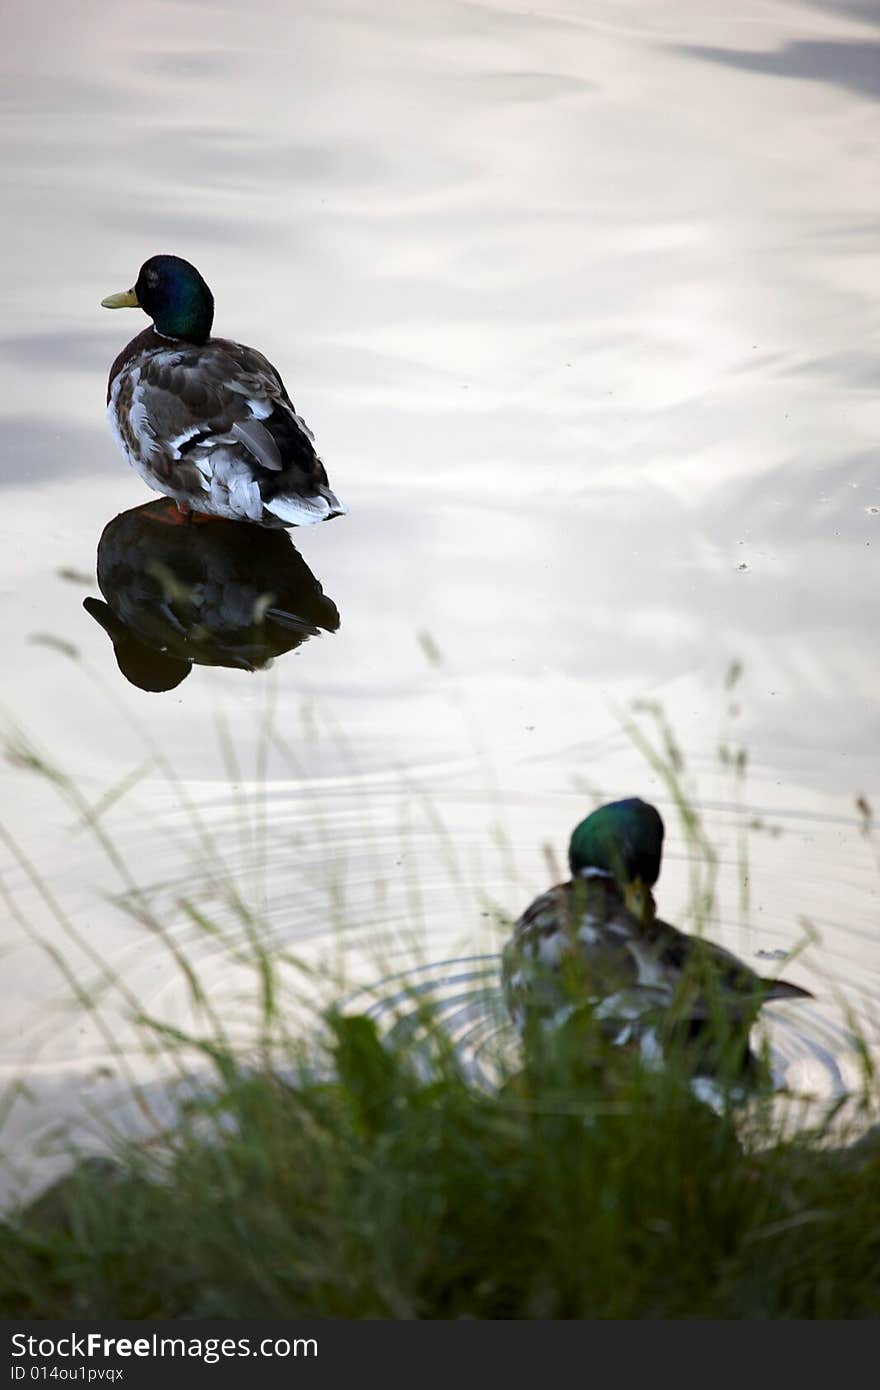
[84,498,340,691]
[102,255,346,527]
[502,798,812,1069]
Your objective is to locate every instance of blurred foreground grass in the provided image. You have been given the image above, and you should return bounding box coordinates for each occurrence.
[2,1004,880,1318]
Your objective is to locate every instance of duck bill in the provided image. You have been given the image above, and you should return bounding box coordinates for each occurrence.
[623,876,653,926]
[101,288,140,309]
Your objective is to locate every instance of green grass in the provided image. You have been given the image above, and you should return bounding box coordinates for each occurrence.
[1,676,879,1319]
[2,1005,880,1319]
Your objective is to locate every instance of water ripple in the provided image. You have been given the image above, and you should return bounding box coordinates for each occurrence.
[346,953,860,1104]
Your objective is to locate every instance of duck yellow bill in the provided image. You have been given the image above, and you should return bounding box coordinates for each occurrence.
[623,877,649,923]
[101,288,140,309]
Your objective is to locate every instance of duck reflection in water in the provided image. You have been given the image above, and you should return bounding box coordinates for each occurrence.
[83,499,340,692]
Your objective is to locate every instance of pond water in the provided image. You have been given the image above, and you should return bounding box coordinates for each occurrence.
[1,0,879,1202]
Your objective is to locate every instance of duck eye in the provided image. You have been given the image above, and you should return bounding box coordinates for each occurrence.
[146,270,158,288]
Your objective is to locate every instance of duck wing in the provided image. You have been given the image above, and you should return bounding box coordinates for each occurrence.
[114,338,344,525]
[650,920,812,1021]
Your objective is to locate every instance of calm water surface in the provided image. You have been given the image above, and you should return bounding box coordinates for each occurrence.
[1,0,879,1200]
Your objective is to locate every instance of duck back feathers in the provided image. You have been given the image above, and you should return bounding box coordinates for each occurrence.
[106,333,344,527]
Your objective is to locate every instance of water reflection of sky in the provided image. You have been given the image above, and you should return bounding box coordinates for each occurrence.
[1,1,879,1197]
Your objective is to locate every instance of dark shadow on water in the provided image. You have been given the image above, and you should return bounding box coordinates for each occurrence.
[677,39,880,102]
[804,1,880,25]
[83,499,339,692]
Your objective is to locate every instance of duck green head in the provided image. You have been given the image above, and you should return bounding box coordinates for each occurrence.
[102,255,214,343]
[568,798,664,924]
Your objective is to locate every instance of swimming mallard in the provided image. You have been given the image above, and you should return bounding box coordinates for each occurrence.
[502,798,813,1069]
[102,255,346,527]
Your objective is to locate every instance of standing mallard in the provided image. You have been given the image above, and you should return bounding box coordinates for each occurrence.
[102,255,346,527]
[502,798,812,1069]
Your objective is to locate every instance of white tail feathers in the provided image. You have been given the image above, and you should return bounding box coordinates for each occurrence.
[265,486,347,527]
